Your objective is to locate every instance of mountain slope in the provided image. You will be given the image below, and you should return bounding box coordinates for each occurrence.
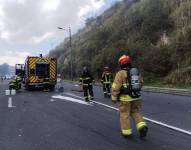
[50,0,191,86]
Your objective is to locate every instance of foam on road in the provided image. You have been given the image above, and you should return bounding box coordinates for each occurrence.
[52,95,92,106]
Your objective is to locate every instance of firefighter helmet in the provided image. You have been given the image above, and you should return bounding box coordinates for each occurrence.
[118,55,132,65]
[83,66,89,74]
[103,66,110,72]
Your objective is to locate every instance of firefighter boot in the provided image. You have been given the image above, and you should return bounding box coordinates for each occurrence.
[89,96,94,100]
[121,129,133,138]
[139,126,148,138]
[85,96,90,102]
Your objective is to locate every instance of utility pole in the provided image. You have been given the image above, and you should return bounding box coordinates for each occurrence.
[58,26,73,81]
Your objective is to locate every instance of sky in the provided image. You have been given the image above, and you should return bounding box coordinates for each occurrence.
[0,0,121,66]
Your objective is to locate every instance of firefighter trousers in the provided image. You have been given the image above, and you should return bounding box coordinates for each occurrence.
[83,85,94,100]
[119,100,147,136]
[103,83,111,96]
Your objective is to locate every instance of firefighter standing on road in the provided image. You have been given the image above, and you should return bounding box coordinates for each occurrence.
[101,66,113,98]
[112,55,148,138]
[79,66,94,102]
[9,75,22,90]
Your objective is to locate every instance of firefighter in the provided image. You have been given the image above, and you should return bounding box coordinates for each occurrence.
[9,75,22,90]
[16,75,22,89]
[101,66,113,98]
[112,55,148,138]
[9,80,17,90]
[79,66,94,102]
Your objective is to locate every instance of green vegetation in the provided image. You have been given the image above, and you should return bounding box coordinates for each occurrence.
[49,0,191,87]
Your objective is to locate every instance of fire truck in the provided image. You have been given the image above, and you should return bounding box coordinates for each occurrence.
[24,54,57,90]
[15,64,25,79]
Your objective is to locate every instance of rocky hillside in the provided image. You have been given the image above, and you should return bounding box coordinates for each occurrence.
[49,0,191,87]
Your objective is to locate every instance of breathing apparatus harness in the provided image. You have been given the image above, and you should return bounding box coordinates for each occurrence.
[120,67,142,98]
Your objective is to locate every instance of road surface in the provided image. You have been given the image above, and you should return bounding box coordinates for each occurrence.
[0,80,191,150]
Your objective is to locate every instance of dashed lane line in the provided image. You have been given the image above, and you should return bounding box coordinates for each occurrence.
[66,92,191,136]
[8,97,14,108]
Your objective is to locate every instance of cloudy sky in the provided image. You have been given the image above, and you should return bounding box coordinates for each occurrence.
[0,0,120,65]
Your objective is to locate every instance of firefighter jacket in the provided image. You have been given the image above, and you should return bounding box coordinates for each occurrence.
[112,69,141,102]
[16,76,22,83]
[101,71,113,84]
[9,80,16,86]
[79,73,94,86]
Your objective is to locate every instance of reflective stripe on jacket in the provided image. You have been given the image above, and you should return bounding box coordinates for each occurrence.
[101,72,113,84]
[79,74,94,86]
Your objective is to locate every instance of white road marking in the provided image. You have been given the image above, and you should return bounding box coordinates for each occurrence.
[68,93,191,136]
[52,95,92,106]
[143,117,191,136]
[8,97,14,108]
[75,84,79,87]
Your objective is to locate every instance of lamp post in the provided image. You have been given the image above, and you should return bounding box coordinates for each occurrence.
[58,26,73,81]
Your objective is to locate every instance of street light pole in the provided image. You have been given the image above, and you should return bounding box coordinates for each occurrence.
[58,26,73,81]
[69,26,73,81]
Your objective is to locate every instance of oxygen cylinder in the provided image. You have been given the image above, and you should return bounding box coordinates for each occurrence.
[129,68,141,92]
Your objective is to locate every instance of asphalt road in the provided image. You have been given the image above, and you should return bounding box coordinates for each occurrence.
[0,80,191,150]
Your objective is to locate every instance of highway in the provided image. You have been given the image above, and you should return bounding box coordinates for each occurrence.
[0,80,191,150]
